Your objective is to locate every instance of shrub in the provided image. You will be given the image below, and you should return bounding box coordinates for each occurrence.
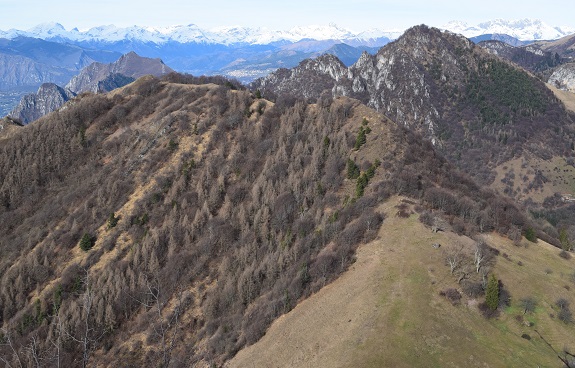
[346,159,360,179]
[107,212,119,229]
[558,308,573,323]
[462,281,484,298]
[440,288,462,305]
[559,250,572,260]
[519,297,537,314]
[524,227,537,242]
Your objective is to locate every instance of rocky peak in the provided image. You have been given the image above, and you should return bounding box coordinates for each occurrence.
[9,83,76,124]
[299,53,347,81]
[254,24,574,185]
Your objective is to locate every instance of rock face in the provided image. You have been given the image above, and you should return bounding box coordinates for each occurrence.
[66,51,174,94]
[254,26,479,142]
[549,63,575,92]
[9,83,75,124]
[255,54,347,100]
[0,36,120,90]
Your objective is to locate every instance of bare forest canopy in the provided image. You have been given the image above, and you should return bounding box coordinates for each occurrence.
[0,72,553,366]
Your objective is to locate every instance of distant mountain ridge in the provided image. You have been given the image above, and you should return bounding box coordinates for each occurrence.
[65,51,173,94]
[9,52,172,124]
[0,22,399,46]
[442,19,575,41]
[1,18,573,46]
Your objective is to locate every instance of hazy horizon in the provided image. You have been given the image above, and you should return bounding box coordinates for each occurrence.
[2,0,574,32]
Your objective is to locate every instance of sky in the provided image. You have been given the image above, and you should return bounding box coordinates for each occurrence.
[1,0,574,31]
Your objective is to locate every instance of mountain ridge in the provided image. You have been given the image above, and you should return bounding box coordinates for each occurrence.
[252,25,575,189]
[1,18,573,46]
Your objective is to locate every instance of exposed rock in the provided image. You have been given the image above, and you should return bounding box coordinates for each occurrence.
[8,52,173,124]
[549,63,575,93]
[9,83,75,124]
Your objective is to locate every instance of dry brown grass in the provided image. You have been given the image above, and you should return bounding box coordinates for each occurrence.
[546,83,575,113]
[228,197,575,368]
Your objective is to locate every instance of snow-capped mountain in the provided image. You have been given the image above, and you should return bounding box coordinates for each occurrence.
[441,19,575,41]
[0,22,387,45]
[1,19,573,46]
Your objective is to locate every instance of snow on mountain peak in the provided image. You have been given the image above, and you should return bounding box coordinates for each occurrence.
[1,19,574,45]
[441,18,572,41]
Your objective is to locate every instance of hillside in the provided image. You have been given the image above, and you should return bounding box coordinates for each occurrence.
[0,73,545,367]
[253,25,575,194]
[229,199,575,367]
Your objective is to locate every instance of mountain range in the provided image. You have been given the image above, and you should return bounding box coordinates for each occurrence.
[2,19,573,45]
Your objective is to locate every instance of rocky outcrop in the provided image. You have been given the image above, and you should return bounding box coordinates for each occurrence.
[549,63,575,93]
[254,54,347,100]
[9,83,75,124]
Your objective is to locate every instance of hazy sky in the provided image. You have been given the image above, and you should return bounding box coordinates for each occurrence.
[1,0,574,31]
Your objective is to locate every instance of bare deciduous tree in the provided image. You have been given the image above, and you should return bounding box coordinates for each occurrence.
[66,269,105,368]
[0,327,23,368]
[444,243,464,275]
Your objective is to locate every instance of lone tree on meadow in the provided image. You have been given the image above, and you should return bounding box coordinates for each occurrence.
[485,274,499,311]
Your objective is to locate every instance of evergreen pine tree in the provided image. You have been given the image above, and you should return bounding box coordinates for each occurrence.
[485,274,499,311]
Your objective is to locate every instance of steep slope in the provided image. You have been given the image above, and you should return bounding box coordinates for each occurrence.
[253,25,575,187]
[529,33,575,60]
[8,83,75,124]
[7,52,172,124]
[0,53,72,90]
[0,73,541,367]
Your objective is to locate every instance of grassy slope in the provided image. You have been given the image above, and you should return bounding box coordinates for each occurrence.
[492,155,575,204]
[227,198,575,368]
[547,83,575,113]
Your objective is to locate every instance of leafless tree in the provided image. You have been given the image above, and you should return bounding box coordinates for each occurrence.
[474,241,487,273]
[0,327,23,368]
[24,335,41,368]
[444,243,464,275]
[66,268,104,368]
[133,275,185,367]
